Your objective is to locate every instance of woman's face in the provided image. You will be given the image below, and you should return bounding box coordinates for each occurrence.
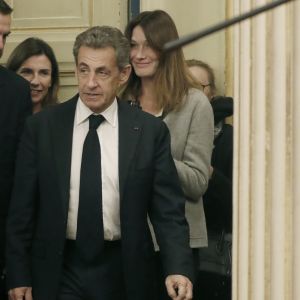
[130,25,159,79]
[17,54,52,108]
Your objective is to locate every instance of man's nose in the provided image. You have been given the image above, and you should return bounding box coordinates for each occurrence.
[87,73,98,88]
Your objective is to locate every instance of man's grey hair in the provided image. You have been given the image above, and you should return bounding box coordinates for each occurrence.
[73,26,130,69]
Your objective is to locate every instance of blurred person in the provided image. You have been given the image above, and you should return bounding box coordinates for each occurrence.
[0,1,32,298]
[6,37,59,113]
[187,59,233,300]
[123,10,214,300]
[186,59,217,100]
[6,25,194,300]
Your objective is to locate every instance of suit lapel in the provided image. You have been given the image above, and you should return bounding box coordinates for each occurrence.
[50,96,78,215]
[118,101,142,199]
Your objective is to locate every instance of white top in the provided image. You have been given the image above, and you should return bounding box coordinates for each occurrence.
[66,97,120,240]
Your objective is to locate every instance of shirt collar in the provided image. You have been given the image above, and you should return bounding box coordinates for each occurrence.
[75,96,118,127]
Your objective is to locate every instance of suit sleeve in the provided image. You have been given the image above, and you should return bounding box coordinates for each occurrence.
[0,81,31,215]
[6,116,37,289]
[149,121,194,282]
[173,95,214,202]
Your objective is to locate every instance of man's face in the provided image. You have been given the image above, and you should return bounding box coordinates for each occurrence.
[75,46,131,113]
[0,12,11,58]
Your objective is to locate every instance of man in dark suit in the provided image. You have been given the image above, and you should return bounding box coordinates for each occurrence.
[6,26,194,300]
[0,1,32,298]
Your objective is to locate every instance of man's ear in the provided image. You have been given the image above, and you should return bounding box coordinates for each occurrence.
[119,64,132,85]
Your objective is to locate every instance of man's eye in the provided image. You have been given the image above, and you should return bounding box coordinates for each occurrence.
[97,70,109,78]
[79,68,89,74]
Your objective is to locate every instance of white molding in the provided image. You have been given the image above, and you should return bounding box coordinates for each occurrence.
[10,0,90,29]
[232,0,299,299]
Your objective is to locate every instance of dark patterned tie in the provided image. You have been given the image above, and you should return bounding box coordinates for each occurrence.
[76,114,105,263]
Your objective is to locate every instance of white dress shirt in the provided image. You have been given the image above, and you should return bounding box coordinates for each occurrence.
[66,96,120,240]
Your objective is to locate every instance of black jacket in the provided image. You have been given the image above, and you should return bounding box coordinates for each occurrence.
[0,66,31,296]
[203,96,233,233]
[0,66,31,269]
[6,97,194,300]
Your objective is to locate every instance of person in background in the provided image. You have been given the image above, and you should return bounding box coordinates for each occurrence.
[187,59,217,101]
[123,10,214,299]
[0,1,32,299]
[6,37,59,113]
[6,25,194,300]
[187,58,233,300]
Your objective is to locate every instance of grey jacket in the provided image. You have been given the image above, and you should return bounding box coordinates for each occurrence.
[152,88,214,248]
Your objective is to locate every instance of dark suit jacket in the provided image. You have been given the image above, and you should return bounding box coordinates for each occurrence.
[203,123,233,233]
[0,66,31,271]
[6,96,194,300]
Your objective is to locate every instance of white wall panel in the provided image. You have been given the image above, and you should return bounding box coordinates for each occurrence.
[3,0,128,101]
[232,0,298,299]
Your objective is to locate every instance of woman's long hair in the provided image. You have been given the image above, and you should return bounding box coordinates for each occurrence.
[123,10,200,112]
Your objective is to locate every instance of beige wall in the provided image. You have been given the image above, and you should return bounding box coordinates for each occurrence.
[3,0,228,100]
[2,0,128,101]
[140,0,227,95]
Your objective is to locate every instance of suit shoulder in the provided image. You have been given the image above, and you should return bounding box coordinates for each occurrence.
[41,95,77,114]
[119,99,163,122]
[27,96,77,125]
[0,66,30,90]
[118,99,168,133]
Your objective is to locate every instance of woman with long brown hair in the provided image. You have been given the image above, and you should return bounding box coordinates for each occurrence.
[122,10,214,299]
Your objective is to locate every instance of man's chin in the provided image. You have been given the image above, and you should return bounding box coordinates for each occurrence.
[83,99,106,113]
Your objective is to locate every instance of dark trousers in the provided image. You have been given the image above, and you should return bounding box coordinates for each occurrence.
[197,271,231,300]
[57,240,126,300]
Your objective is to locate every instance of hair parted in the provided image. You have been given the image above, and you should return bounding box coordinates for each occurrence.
[73,26,130,69]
